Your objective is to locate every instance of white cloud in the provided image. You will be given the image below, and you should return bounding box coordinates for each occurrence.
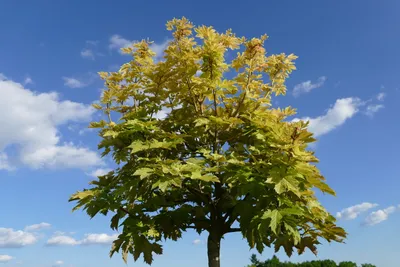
[377,92,386,101]
[22,143,103,169]
[364,206,397,226]
[0,228,38,248]
[294,97,361,137]
[0,255,13,263]
[109,35,133,54]
[192,239,202,245]
[46,235,79,246]
[80,49,95,60]
[63,73,97,88]
[80,233,118,245]
[46,233,117,246]
[24,76,34,85]
[365,104,384,117]
[0,73,7,81]
[336,202,378,220]
[24,222,51,232]
[293,76,326,97]
[62,77,87,88]
[0,77,103,170]
[88,168,112,178]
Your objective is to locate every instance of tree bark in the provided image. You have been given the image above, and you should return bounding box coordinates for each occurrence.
[207,231,222,267]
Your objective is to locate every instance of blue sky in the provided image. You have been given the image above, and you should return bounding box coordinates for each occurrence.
[0,1,399,266]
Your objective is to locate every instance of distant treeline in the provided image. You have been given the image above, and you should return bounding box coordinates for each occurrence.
[247,254,376,267]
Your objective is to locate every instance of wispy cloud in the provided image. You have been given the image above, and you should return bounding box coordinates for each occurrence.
[86,40,99,46]
[192,239,202,245]
[377,92,386,101]
[336,202,378,220]
[81,40,104,60]
[62,73,96,88]
[109,35,134,54]
[80,49,95,60]
[24,76,34,85]
[293,76,327,97]
[24,222,51,232]
[62,77,87,88]
[365,104,384,117]
[364,206,398,226]
[109,34,169,58]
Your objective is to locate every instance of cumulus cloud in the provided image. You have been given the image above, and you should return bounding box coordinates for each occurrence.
[364,206,397,226]
[0,76,103,170]
[0,255,13,263]
[80,49,95,60]
[0,228,38,248]
[24,222,51,232]
[336,202,378,220]
[46,233,117,246]
[109,35,133,53]
[192,239,202,245]
[80,233,118,245]
[293,76,326,97]
[293,97,361,137]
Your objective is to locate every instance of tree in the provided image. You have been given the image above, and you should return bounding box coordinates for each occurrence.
[338,262,357,267]
[69,17,346,267]
[320,259,337,267]
[361,264,376,267]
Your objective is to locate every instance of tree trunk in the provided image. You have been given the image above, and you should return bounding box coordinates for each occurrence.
[207,231,222,267]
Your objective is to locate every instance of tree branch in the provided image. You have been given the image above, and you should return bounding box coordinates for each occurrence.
[225,227,241,233]
[119,207,134,217]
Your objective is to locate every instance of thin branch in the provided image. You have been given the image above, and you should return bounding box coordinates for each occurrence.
[225,228,241,233]
[119,207,134,217]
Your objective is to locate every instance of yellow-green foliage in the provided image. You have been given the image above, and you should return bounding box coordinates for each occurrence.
[70,17,346,265]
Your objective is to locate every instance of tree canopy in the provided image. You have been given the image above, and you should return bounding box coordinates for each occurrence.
[70,17,346,267]
[248,255,376,267]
